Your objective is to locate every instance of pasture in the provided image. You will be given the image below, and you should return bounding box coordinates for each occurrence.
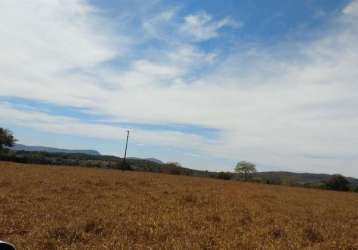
[0,162,357,249]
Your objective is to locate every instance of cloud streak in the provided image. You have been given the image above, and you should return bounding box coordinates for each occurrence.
[179,11,241,42]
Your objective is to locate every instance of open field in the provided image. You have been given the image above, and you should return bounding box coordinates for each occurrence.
[0,162,357,249]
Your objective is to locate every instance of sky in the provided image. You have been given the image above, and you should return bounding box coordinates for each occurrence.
[1,0,358,177]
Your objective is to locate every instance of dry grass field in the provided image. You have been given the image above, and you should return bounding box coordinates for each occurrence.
[0,162,357,250]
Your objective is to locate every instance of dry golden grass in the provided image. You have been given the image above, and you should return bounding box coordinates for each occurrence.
[0,162,357,250]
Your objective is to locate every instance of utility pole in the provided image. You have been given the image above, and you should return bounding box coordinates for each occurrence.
[122,130,130,166]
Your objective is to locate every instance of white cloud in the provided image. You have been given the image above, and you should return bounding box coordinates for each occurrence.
[142,8,178,38]
[0,102,213,153]
[179,11,241,42]
[0,0,120,70]
[0,0,127,108]
[1,1,358,176]
[343,0,358,17]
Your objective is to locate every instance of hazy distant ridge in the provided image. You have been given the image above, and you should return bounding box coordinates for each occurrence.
[128,157,164,164]
[11,144,101,156]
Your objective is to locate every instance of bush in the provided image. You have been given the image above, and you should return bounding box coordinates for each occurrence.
[216,172,233,180]
[118,161,132,171]
[169,168,181,175]
[323,175,350,191]
[262,178,282,185]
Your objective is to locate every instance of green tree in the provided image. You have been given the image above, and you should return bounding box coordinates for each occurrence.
[324,175,350,191]
[235,161,256,180]
[0,128,17,152]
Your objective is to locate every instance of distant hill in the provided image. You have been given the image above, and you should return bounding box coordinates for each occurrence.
[254,171,358,186]
[128,157,164,164]
[2,146,358,187]
[10,144,101,156]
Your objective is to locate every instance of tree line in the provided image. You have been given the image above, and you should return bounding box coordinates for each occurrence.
[1,127,357,192]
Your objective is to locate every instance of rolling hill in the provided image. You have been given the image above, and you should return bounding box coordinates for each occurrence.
[11,144,101,156]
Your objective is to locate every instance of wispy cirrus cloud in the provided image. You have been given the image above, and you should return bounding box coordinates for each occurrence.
[179,11,241,42]
[0,102,215,152]
[142,8,178,38]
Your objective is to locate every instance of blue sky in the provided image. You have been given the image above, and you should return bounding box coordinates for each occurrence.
[1,0,358,177]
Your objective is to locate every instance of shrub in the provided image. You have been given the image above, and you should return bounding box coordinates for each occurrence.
[263,178,282,185]
[169,168,181,175]
[323,175,350,191]
[216,172,233,180]
[118,161,132,171]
